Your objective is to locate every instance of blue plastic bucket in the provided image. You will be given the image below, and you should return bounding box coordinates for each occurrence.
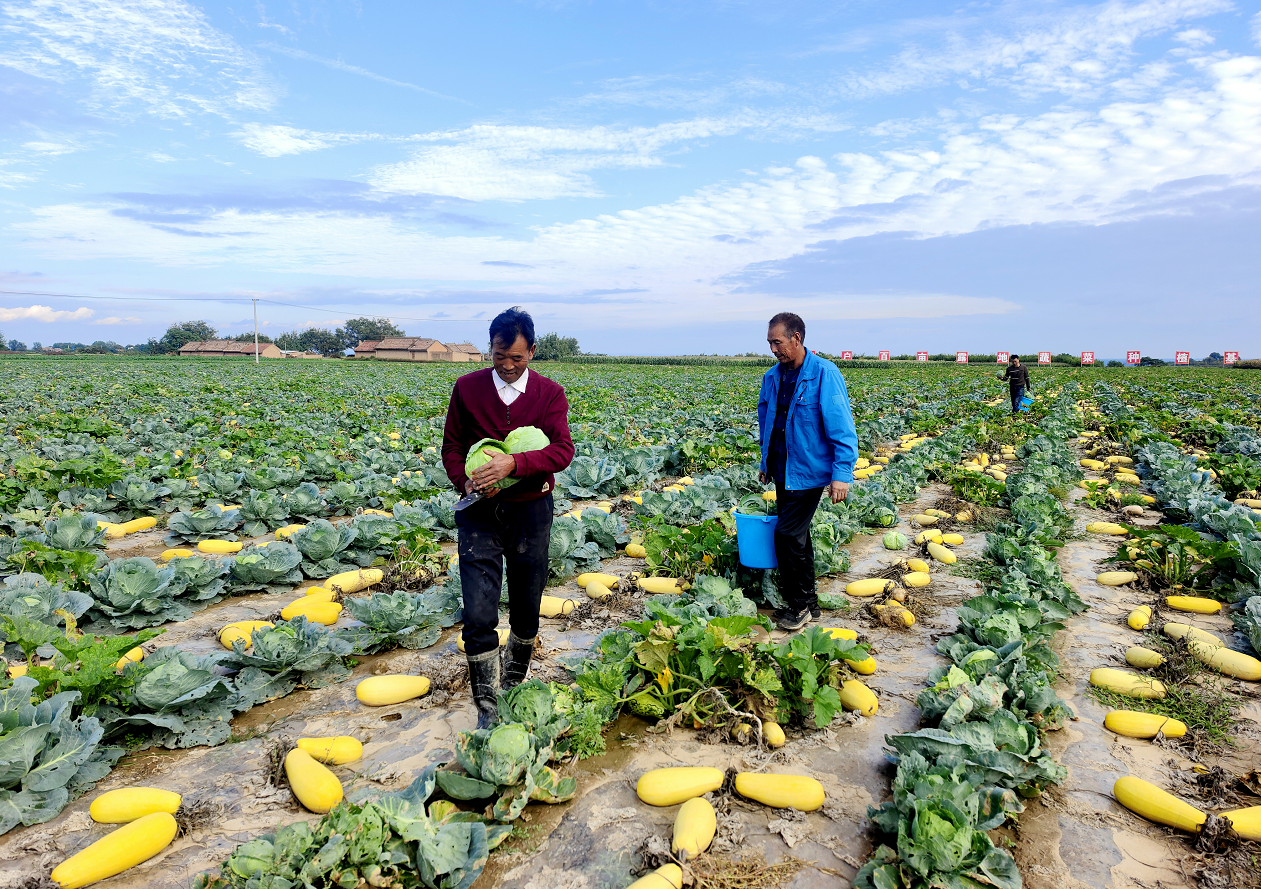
[1018,394,1034,412]
[734,510,778,568]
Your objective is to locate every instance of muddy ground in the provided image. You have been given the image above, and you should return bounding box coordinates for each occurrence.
[1,460,1258,888]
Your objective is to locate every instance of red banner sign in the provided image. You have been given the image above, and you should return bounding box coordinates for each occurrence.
[878,350,890,362]
[1126,351,1141,364]
[956,351,968,363]
[1224,351,1239,365]
[1037,351,1051,364]
[1081,351,1095,365]
[995,351,1009,364]
[1175,351,1190,365]
[840,350,853,360]
[916,351,928,362]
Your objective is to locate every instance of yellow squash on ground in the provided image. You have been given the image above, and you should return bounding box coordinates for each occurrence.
[941,533,964,546]
[539,596,578,617]
[159,548,193,561]
[301,587,337,603]
[762,721,786,748]
[636,767,724,806]
[873,603,915,627]
[912,514,938,526]
[906,558,930,573]
[1127,606,1151,630]
[326,568,383,594]
[114,646,144,669]
[671,797,717,860]
[218,620,273,650]
[733,773,825,811]
[1086,522,1128,535]
[637,576,683,595]
[50,811,179,889]
[576,572,618,589]
[198,539,242,555]
[845,578,894,597]
[1113,776,1205,833]
[355,675,430,706]
[625,864,684,889]
[926,542,956,564]
[1103,711,1187,739]
[89,788,181,824]
[840,679,878,716]
[585,581,614,601]
[1124,647,1164,669]
[843,654,878,674]
[1162,622,1223,648]
[1096,571,1137,586]
[297,736,363,765]
[822,627,858,641]
[914,529,944,545]
[1188,642,1261,681]
[285,748,343,814]
[625,543,647,558]
[1221,805,1261,841]
[280,600,343,625]
[902,571,931,588]
[1089,668,1166,699]
[1164,596,1221,614]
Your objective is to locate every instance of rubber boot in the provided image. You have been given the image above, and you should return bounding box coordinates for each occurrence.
[501,632,536,691]
[466,648,500,730]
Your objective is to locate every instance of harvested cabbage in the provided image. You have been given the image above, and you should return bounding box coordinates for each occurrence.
[465,426,551,491]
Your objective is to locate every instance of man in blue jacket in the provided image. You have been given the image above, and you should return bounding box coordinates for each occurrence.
[758,313,859,631]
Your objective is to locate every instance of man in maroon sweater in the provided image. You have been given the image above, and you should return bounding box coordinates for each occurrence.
[441,307,575,729]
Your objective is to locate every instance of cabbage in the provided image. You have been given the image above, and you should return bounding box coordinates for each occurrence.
[504,426,549,454]
[883,531,908,550]
[466,427,550,491]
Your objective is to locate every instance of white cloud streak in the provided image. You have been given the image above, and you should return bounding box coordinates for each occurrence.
[233,123,381,157]
[92,315,142,324]
[0,304,94,321]
[259,43,463,103]
[0,0,279,117]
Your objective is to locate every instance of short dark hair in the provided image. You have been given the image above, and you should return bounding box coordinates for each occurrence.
[768,312,805,343]
[1010,354,1020,363]
[489,306,535,350]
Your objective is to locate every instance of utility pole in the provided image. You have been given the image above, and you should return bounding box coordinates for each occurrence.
[253,299,259,364]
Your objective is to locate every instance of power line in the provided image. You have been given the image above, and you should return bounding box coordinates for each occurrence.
[0,289,476,324]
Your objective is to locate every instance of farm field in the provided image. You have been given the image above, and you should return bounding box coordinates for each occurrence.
[0,356,1259,889]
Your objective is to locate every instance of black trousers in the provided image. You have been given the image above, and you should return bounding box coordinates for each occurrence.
[455,493,553,657]
[773,485,824,613]
[1010,385,1025,414]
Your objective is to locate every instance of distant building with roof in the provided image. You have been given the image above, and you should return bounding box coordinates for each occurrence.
[448,342,485,362]
[178,340,284,358]
[375,337,453,362]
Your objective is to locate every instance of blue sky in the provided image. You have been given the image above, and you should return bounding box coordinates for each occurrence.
[1,0,1259,357]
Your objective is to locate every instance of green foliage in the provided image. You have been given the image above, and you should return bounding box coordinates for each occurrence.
[641,516,737,582]
[532,332,581,361]
[5,541,101,591]
[339,589,457,654]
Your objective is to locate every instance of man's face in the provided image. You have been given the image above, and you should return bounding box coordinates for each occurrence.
[767,324,803,364]
[492,334,534,382]
[1012,358,1020,367]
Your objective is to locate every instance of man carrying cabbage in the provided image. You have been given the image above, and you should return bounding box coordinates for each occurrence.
[442,307,575,729]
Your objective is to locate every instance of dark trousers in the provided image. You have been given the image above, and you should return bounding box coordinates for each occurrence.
[773,485,824,613]
[1010,385,1025,414]
[455,493,553,656]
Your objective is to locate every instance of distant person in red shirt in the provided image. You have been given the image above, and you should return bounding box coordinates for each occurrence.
[441,307,575,729]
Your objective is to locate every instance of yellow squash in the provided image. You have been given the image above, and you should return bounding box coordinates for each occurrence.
[326,568,383,594]
[1124,647,1164,669]
[1096,571,1137,586]
[873,603,915,628]
[280,600,343,625]
[159,548,193,561]
[585,581,614,601]
[822,627,858,640]
[114,646,144,669]
[762,721,786,748]
[636,767,724,806]
[1189,643,1261,681]
[575,572,618,589]
[218,620,273,650]
[625,543,647,558]
[843,654,878,675]
[906,558,930,573]
[198,539,242,555]
[637,576,683,595]
[50,811,178,889]
[941,533,964,546]
[840,679,878,716]
[296,736,363,765]
[914,529,943,545]
[539,596,578,617]
[302,587,337,603]
[625,864,684,889]
[926,542,956,564]
[1127,606,1151,630]
[356,675,431,706]
[89,788,181,824]
[912,514,938,526]
[845,578,893,597]
[1086,521,1128,535]
[1162,622,1223,648]
[902,571,931,588]
[1113,776,1205,833]
[671,797,717,860]
[1089,668,1166,699]
[285,748,343,814]
[1221,805,1261,841]
[733,773,825,811]
[1164,595,1221,614]
[1103,711,1187,739]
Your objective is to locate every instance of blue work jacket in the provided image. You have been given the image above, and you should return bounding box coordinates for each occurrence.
[757,350,858,490]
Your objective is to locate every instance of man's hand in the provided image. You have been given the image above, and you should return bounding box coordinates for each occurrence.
[758,470,769,485]
[470,452,516,494]
[828,480,849,504]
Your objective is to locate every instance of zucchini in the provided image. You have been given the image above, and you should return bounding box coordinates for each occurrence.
[902,571,931,588]
[926,541,956,564]
[218,620,273,650]
[326,568,383,594]
[50,811,178,888]
[356,675,431,706]
[1164,595,1222,615]
[625,543,647,558]
[671,797,716,860]
[1096,571,1137,586]
[1126,606,1151,630]
[539,596,578,617]
[905,558,930,573]
[1103,710,1187,739]
[1188,642,1261,681]
[1221,805,1261,841]
[637,577,683,595]
[1089,668,1166,699]
[89,788,181,824]
[733,773,825,811]
[1113,776,1205,833]
[1124,647,1164,669]
[284,748,343,814]
[114,646,145,669]
[840,679,878,716]
[1162,622,1223,648]
[585,581,614,601]
[636,767,723,806]
[296,736,363,765]
[575,572,618,589]
[198,539,242,555]
[845,578,893,597]
[762,721,786,748]
[626,864,683,889]
[279,600,343,625]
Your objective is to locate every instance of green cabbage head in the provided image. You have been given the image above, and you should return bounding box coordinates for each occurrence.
[504,426,550,454]
[482,722,533,786]
[882,531,908,550]
[465,427,550,490]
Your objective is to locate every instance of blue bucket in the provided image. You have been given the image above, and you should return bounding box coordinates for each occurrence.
[734,510,778,568]
[1018,394,1034,412]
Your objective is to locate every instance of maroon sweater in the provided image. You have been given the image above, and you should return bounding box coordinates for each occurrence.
[441,368,575,501]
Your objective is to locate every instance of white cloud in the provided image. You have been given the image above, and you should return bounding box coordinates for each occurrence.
[0,304,94,322]
[0,0,279,118]
[369,113,846,201]
[233,123,380,157]
[92,315,142,324]
[834,0,1232,99]
[147,152,176,162]
[22,140,76,155]
[1174,28,1214,46]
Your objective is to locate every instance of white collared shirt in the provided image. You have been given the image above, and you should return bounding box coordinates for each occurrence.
[494,367,529,405]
